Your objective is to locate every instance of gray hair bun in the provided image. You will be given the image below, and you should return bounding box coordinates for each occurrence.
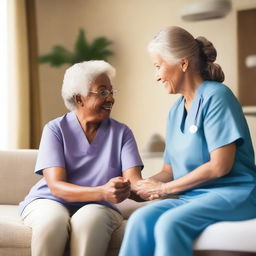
[195,36,216,63]
[196,36,225,82]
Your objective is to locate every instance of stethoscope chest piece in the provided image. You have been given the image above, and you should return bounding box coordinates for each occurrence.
[189,125,198,134]
[188,96,203,134]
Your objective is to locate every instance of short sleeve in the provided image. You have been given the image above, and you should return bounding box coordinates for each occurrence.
[35,124,66,175]
[203,88,244,152]
[163,148,171,165]
[121,127,144,171]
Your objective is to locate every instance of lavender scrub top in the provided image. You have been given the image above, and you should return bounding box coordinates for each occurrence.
[19,112,143,215]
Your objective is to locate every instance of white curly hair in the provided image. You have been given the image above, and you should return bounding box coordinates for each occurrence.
[62,60,116,111]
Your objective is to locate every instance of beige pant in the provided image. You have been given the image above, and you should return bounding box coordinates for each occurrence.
[21,199,123,256]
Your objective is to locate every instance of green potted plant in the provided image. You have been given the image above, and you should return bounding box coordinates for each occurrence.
[38,29,114,67]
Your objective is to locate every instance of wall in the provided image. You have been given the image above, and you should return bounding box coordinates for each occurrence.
[36,0,256,155]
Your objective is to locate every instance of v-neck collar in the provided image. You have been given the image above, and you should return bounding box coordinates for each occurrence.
[68,111,109,152]
[180,81,206,133]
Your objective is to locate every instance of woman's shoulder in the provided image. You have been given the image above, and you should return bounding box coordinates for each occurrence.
[108,118,137,138]
[108,118,130,131]
[44,113,70,133]
[202,81,234,100]
[201,81,242,113]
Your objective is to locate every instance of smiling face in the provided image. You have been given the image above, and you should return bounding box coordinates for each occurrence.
[77,73,115,122]
[150,53,186,94]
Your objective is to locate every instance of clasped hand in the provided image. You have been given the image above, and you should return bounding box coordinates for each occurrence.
[102,177,131,203]
[134,179,166,201]
[102,177,168,203]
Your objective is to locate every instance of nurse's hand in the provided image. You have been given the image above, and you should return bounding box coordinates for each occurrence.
[101,177,131,203]
[136,179,167,201]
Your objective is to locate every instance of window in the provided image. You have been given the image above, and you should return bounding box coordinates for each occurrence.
[0,0,9,148]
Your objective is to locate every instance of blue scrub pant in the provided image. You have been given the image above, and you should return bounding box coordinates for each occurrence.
[118,191,256,256]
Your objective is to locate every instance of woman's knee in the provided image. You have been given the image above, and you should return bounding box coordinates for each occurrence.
[126,204,162,231]
[33,210,70,238]
[71,204,121,232]
[154,210,187,238]
[23,199,70,228]
[129,206,151,223]
[25,204,70,240]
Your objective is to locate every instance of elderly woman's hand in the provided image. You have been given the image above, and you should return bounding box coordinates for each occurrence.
[136,179,167,201]
[101,177,131,203]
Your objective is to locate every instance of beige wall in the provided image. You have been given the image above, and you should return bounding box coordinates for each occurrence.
[36,0,256,152]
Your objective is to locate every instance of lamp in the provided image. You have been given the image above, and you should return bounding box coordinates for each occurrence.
[181,0,232,22]
[245,55,256,68]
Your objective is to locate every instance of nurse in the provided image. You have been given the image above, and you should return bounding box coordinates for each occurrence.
[119,26,256,256]
[19,60,143,256]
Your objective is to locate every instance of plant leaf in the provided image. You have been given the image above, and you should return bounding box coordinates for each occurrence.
[38,45,73,67]
[72,29,91,63]
[89,37,113,60]
[38,28,114,67]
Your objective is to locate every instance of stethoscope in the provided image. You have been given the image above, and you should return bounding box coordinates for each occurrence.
[189,97,203,134]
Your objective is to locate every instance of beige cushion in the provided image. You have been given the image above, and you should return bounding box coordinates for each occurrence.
[0,150,40,204]
[0,205,23,223]
[0,205,31,248]
[0,248,31,256]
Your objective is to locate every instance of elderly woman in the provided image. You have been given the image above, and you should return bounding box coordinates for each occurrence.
[119,26,256,256]
[19,60,143,256]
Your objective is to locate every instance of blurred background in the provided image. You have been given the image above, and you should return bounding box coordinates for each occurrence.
[0,0,256,173]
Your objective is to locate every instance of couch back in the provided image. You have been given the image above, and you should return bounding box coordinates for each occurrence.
[0,149,40,204]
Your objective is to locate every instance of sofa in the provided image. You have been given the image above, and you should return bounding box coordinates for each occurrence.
[0,149,256,256]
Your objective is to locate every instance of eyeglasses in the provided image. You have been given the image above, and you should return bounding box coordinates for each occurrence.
[89,89,118,98]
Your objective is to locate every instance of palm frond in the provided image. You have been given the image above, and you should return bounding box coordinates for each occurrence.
[38,29,114,67]
[88,37,113,60]
[38,46,73,67]
[72,29,91,62]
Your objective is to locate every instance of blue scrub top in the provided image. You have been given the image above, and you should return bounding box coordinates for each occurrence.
[164,81,256,207]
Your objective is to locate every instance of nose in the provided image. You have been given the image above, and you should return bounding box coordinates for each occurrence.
[105,93,115,103]
[155,71,161,82]
[155,74,161,82]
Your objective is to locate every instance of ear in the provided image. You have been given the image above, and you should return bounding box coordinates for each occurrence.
[75,95,84,107]
[180,58,189,72]
[75,95,81,103]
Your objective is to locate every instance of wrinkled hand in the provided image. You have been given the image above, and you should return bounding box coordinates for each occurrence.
[135,179,166,201]
[102,177,131,203]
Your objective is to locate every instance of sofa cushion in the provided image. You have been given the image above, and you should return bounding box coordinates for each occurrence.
[194,218,256,252]
[0,205,31,248]
[0,248,31,256]
[0,150,40,205]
